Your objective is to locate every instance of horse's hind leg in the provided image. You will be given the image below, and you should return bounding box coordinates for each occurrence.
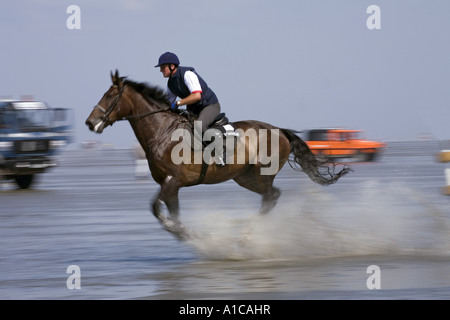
[233,169,281,215]
[260,186,281,214]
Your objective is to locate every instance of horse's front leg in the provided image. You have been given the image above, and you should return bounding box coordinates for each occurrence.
[151,176,189,240]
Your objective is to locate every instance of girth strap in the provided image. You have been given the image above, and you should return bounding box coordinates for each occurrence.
[197,160,209,184]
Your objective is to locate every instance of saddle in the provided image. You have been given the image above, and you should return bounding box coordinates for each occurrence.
[211,112,228,127]
[178,110,240,142]
[204,113,240,150]
[209,113,239,138]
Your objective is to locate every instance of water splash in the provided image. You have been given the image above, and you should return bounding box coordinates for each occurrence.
[184,180,450,260]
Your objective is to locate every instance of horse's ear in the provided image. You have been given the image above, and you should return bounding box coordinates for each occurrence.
[111,69,121,85]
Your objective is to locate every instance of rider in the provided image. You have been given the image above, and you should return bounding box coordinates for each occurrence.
[155,52,224,166]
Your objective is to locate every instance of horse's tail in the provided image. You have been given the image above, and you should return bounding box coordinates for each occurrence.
[280,128,351,185]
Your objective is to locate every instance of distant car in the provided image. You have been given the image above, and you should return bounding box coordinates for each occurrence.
[301,128,386,162]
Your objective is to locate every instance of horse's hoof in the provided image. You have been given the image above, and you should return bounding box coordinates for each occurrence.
[163,218,191,241]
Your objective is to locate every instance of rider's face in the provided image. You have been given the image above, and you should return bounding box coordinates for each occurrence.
[160,64,175,78]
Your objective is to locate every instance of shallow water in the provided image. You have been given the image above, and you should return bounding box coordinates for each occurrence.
[1,141,449,299]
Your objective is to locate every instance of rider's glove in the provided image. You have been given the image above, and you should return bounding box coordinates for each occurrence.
[171,101,179,110]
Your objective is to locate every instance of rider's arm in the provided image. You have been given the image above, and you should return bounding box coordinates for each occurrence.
[178,92,201,106]
[178,71,202,106]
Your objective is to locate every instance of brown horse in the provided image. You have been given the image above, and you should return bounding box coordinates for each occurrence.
[85,70,350,240]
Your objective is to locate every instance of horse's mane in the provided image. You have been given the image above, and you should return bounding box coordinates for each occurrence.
[123,79,169,107]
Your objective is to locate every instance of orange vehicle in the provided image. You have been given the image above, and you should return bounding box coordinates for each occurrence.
[302,128,386,162]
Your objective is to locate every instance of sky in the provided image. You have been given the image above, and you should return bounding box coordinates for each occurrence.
[1,0,449,148]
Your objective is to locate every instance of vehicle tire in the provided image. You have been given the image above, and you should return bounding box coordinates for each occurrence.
[356,150,376,162]
[365,152,377,162]
[14,174,34,189]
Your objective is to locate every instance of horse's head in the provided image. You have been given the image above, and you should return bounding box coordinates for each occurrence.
[85,69,131,133]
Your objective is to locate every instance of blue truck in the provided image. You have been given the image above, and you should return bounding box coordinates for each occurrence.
[0,100,73,189]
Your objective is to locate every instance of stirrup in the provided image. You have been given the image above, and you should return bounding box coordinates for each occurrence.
[215,155,225,167]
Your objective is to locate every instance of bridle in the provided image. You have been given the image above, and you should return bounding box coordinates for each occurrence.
[93,84,170,124]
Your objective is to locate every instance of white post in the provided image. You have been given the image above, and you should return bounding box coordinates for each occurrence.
[444,168,450,195]
[440,150,450,195]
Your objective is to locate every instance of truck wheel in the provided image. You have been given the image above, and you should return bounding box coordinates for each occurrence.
[15,174,34,189]
[365,152,377,161]
[357,150,377,162]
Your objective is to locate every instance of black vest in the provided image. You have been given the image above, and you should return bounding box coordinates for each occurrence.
[167,66,218,114]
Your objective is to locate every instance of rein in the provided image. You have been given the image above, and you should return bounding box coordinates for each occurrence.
[117,108,170,122]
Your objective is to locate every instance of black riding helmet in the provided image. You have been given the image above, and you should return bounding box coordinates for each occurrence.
[155,52,180,67]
